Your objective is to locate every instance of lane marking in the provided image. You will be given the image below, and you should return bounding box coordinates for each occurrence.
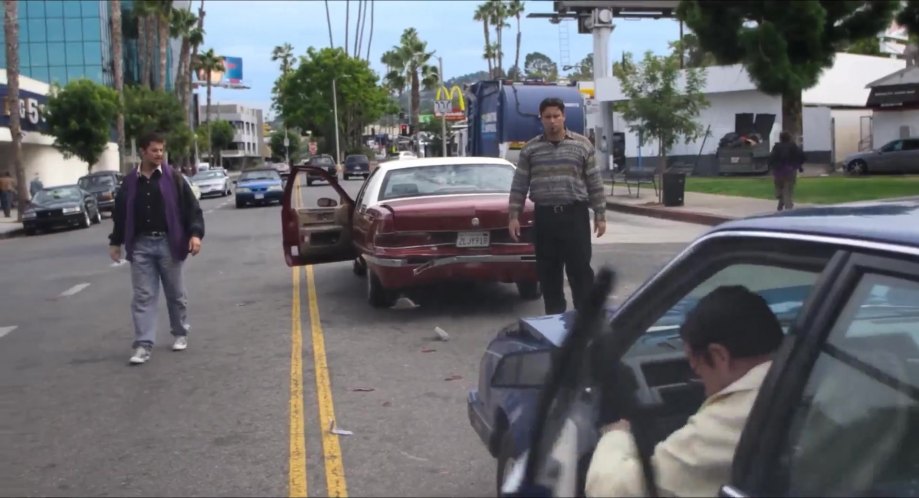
[0,326,18,339]
[59,283,90,297]
[306,265,348,497]
[289,267,308,498]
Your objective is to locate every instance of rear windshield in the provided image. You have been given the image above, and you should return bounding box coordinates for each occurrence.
[78,175,115,189]
[380,163,515,200]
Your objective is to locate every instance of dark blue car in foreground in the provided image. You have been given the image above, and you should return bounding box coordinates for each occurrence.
[469,198,919,496]
[235,168,284,208]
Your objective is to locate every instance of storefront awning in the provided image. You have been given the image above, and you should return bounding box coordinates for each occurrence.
[866,83,919,108]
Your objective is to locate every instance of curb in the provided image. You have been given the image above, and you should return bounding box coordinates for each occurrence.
[0,227,24,240]
[606,201,734,227]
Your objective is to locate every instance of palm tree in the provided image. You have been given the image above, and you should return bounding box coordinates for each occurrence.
[507,0,525,79]
[110,0,127,172]
[487,0,509,78]
[324,0,334,49]
[365,0,374,61]
[171,8,198,124]
[473,3,492,77]
[344,0,350,52]
[153,0,173,91]
[380,28,438,130]
[271,42,295,74]
[194,48,224,162]
[4,0,25,219]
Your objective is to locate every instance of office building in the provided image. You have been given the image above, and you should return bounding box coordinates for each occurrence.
[200,103,266,169]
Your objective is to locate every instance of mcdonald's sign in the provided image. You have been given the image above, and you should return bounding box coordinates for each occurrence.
[434,85,466,121]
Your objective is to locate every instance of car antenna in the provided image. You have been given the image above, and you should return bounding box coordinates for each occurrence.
[514,267,615,496]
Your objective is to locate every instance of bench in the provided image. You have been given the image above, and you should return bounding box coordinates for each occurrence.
[612,163,659,198]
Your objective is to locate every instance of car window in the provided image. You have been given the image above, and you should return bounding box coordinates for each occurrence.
[33,187,82,203]
[346,155,368,163]
[645,263,819,335]
[775,273,919,496]
[78,175,115,188]
[903,139,919,151]
[881,140,903,152]
[379,163,515,200]
[355,168,382,209]
[239,170,280,181]
[193,171,224,180]
[311,157,334,166]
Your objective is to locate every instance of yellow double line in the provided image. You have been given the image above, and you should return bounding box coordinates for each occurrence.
[289,177,348,497]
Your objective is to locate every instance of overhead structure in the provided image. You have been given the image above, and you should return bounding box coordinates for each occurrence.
[528,1,678,174]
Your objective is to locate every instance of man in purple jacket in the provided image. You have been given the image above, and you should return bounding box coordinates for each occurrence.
[108,131,205,365]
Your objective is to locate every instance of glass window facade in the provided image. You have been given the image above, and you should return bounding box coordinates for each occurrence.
[1,0,113,87]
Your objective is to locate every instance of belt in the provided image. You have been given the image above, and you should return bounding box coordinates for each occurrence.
[536,201,587,213]
[140,231,167,237]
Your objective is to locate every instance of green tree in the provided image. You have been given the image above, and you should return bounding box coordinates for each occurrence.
[524,51,558,81]
[381,28,439,129]
[507,0,525,80]
[567,53,593,80]
[473,3,493,77]
[277,47,395,154]
[204,120,235,168]
[123,85,192,164]
[269,128,301,163]
[668,33,718,68]
[844,37,883,56]
[679,0,899,140]
[43,79,121,172]
[613,51,709,194]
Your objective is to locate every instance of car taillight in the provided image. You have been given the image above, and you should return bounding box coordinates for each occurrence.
[374,231,433,247]
[101,192,113,200]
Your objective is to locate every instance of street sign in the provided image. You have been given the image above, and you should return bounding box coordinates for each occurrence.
[308,141,318,155]
[434,100,451,115]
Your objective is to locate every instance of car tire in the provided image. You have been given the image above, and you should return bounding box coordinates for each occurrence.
[80,209,92,228]
[352,258,367,277]
[93,208,102,224]
[24,227,36,236]
[367,270,396,308]
[849,160,868,175]
[496,429,519,496]
[516,281,542,300]
[236,199,244,208]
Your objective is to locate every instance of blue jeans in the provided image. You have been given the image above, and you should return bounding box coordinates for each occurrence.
[130,235,189,348]
[0,190,11,217]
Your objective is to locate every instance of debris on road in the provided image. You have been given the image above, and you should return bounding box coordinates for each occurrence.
[420,347,437,353]
[391,296,420,310]
[444,374,462,381]
[400,451,429,462]
[382,401,392,407]
[434,326,449,341]
[110,259,127,267]
[351,387,375,392]
[329,419,354,436]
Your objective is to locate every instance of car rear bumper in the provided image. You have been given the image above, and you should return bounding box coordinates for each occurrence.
[468,390,495,455]
[364,253,538,289]
[199,185,228,196]
[236,191,283,203]
[96,199,115,211]
[344,166,370,176]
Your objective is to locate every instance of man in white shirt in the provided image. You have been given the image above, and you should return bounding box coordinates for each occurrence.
[586,285,785,497]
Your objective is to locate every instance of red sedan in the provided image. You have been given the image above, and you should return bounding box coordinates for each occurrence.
[281,157,540,307]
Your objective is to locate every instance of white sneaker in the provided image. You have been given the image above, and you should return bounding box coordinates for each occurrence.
[129,346,151,365]
[172,336,188,351]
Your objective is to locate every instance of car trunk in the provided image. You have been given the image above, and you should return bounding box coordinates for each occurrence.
[380,194,519,232]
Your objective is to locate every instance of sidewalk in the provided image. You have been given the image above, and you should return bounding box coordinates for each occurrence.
[0,208,23,239]
[605,182,800,226]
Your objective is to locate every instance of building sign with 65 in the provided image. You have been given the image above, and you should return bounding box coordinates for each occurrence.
[0,85,49,134]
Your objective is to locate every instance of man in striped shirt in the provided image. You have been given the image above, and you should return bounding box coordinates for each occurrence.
[508,97,607,314]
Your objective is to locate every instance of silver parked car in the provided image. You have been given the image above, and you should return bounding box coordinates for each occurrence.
[844,138,919,175]
[191,170,232,197]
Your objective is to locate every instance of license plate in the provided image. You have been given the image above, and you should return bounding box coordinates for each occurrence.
[255,193,265,199]
[456,231,490,248]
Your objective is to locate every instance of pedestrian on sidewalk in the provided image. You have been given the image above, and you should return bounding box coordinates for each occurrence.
[108,131,205,365]
[508,97,607,315]
[0,171,16,218]
[29,173,43,198]
[768,131,806,211]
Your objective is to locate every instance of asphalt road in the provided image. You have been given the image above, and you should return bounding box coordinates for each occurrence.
[0,178,707,497]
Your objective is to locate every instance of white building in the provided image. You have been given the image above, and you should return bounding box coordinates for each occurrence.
[199,102,266,169]
[0,70,119,188]
[865,65,919,148]
[595,53,904,174]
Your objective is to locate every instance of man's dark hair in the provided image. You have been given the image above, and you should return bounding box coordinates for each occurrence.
[679,285,783,360]
[138,130,167,150]
[779,131,792,143]
[539,97,565,116]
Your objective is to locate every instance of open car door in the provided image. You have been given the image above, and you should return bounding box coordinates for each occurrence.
[282,165,357,267]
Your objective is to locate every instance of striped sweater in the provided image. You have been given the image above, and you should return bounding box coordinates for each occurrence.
[508,130,607,221]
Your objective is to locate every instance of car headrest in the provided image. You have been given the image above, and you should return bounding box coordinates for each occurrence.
[390,184,419,195]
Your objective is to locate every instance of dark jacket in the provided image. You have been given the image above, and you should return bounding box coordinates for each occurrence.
[109,166,204,262]
[768,142,806,178]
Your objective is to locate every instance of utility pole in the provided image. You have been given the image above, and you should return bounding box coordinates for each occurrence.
[332,78,342,167]
[283,127,290,166]
[438,56,447,157]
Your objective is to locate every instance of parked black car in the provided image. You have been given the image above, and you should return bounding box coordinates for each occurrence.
[343,154,370,180]
[472,197,919,497]
[306,155,337,186]
[22,185,102,235]
[77,170,123,215]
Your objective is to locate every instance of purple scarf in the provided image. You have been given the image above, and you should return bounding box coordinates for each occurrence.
[123,165,188,262]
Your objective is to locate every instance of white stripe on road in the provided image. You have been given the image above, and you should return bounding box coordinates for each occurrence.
[59,283,91,297]
[0,326,17,338]
[205,209,214,214]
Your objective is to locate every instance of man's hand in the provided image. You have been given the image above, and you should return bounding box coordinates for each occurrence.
[594,219,607,238]
[109,245,122,263]
[600,419,630,435]
[188,236,202,256]
[508,218,521,242]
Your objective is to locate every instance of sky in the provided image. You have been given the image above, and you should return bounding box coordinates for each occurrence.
[203,0,681,119]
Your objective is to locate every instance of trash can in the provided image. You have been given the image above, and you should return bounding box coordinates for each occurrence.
[662,172,685,207]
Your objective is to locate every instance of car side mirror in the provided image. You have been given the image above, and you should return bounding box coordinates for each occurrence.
[317,197,338,208]
[490,350,553,388]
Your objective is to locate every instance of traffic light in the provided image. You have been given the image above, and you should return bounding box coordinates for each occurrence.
[400,124,409,136]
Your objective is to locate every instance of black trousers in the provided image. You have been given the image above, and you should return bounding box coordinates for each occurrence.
[533,202,595,315]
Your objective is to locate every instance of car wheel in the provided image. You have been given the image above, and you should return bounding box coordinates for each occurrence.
[24,227,36,236]
[236,199,244,208]
[849,160,868,175]
[353,257,367,277]
[93,208,102,224]
[516,281,542,300]
[367,270,396,308]
[80,209,92,228]
[496,429,519,496]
